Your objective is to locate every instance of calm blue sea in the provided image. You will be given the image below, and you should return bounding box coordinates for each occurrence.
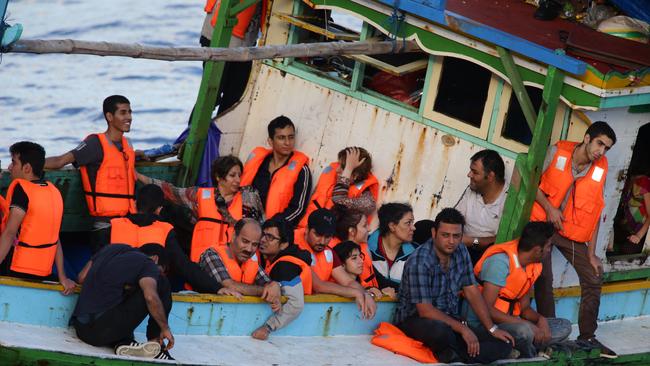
[0,0,361,166]
[0,0,205,164]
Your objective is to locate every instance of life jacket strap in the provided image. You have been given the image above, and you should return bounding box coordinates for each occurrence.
[17,241,57,249]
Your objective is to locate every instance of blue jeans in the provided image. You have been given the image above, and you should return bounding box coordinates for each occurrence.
[498,318,572,358]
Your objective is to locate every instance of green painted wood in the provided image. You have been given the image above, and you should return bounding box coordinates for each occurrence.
[0,164,181,232]
[603,267,650,282]
[560,107,571,140]
[497,46,537,133]
[229,0,261,17]
[179,0,260,186]
[307,0,603,109]
[496,66,565,242]
[350,22,371,92]
[418,55,436,117]
[283,0,305,67]
[487,78,505,143]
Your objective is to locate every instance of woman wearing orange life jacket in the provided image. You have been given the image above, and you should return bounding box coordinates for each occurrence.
[299,147,378,228]
[137,155,265,262]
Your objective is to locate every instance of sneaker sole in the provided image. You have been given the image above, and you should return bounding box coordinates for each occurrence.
[600,353,618,359]
[116,342,161,358]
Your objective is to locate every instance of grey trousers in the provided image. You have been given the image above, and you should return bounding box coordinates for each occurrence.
[499,318,572,358]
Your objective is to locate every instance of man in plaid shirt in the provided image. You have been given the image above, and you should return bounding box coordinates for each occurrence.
[394,208,514,364]
[199,218,281,307]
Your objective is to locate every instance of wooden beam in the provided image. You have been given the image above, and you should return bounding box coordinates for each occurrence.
[8,39,419,61]
[497,46,537,132]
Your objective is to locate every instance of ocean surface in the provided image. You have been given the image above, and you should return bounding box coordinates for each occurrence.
[0,0,361,166]
[0,0,206,165]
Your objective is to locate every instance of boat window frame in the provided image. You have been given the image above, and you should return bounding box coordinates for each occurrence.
[491,82,567,153]
[421,55,499,140]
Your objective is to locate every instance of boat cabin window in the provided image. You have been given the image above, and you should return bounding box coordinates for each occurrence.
[501,85,543,145]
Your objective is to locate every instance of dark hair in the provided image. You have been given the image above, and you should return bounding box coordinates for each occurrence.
[333,204,364,241]
[337,147,373,184]
[234,218,261,236]
[518,221,555,252]
[433,208,465,230]
[102,95,130,116]
[332,240,361,262]
[267,115,295,138]
[262,218,294,245]
[9,141,46,177]
[136,184,164,214]
[378,202,413,236]
[586,121,616,145]
[211,155,243,183]
[139,243,169,268]
[413,219,435,245]
[471,149,505,184]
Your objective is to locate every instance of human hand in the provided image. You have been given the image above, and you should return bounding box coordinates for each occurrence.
[262,281,281,304]
[270,300,281,312]
[533,317,551,345]
[353,290,373,319]
[492,328,515,346]
[381,287,396,299]
[136,172,151,184]
[159,327,175,350]
[251,325,271,341]
[363,292,377,319]
[460,326,480,358]
[627,234,641,244]
[588,253,603,277]
[547,207,564,231]
[341,147,366,178]
[367,287,383,299]
[217,287,243,300]
[59,278,77,296]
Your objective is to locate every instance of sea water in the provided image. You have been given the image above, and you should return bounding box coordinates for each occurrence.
[0,0,204,164]
[0,0,361,165]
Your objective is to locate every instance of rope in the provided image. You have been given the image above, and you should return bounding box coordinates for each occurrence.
[386,0,406,53]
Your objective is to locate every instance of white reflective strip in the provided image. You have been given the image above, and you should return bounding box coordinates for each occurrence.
[201,189,212,200]
[555,156,567,171]
[592,167,604,182]
[324,249,333,263]
[512,254,521,269]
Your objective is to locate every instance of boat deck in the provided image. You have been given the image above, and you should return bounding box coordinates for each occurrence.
[1,316,650,365]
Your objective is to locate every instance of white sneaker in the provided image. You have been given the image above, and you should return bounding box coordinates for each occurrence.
[115,341,161,358]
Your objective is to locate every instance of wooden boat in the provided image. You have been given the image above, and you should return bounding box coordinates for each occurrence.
[1,0,650,364]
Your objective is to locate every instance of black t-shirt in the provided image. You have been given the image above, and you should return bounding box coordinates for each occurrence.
[72,244,160,318]
[261,244,312,282]
[8,179,48,213]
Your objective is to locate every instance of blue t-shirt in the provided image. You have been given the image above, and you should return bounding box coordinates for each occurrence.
[465,253,509,326]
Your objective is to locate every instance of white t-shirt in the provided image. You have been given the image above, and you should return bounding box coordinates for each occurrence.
[454,185,507,237]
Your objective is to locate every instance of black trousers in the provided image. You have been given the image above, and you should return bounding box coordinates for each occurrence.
[398,317,512,364]
[73,276,172,348]
[199,35,252,117]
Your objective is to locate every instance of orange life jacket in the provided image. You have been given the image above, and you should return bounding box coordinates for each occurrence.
[294,228,334,281]
[267,255,313,295]
[371,322,438,363]
[5,179,63,277]
[190,188,243,262]
[240,147,310,219]
[531,141,608,242]
[204,0,268,40]
[80,133,136,217]
[298,162,379,228]
[110,218,173,248]
[329,237,378,288]
[0,195,8,233]
[214,245,259,284]
[474,240,542,316]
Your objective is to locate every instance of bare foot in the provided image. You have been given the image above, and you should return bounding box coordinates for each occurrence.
[251,326,270,340]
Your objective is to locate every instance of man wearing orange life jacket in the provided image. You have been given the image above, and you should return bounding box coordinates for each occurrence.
[254,218,313,340]
[531,121,617,358]
[200,0,265,117]
[240,116,312,227]
[299,147,378,229]
[199,218,282,306]
[468,222,571,359]
[0,142,76,295]
[294,208,377,319]
[109,184,223,294]
[45,95,143,253]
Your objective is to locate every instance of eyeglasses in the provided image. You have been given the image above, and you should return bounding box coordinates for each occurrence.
[262,232,281,242]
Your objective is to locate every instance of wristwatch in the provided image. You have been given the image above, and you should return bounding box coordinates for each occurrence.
[472,238,480,248]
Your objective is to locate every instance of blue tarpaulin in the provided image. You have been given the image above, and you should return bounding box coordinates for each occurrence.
[174,123,222,187]
[609,0,650,24]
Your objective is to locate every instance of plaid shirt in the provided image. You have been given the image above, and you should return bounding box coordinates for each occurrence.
[199,248,270,286]
[393,239,476,324]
